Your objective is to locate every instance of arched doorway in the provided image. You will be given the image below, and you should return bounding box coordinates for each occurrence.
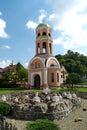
[34,74,40,89]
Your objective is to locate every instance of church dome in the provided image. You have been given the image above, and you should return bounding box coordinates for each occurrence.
[36,23,51,30]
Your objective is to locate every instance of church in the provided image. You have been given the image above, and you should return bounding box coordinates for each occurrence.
[28,23,68,89]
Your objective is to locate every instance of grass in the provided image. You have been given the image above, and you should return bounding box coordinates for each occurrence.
[51,87,87,93]
[0,87,26,94]
[80,81,87,85]
[73,87,87,92]
[0,86,87,95]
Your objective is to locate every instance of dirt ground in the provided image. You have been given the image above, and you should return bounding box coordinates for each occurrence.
[6,99,87,130]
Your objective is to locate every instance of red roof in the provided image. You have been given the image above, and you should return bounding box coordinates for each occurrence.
[0,65,17,73]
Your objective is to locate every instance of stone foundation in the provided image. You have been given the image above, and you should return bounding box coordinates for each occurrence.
[11,98,81,121]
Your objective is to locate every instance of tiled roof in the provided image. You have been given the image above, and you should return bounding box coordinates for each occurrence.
[0,65,17,73]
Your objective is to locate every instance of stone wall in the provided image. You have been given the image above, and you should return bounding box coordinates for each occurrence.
[0,114,18,130]
[76,92,87,99]
[0,91,83,121]
[11,98,81,121]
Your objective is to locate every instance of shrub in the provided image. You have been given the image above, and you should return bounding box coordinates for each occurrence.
[26,119,60,130]
[0,102,11,116]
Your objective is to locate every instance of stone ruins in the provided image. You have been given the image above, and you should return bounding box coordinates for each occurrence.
[0,114,18,130]
[0,90,82,121]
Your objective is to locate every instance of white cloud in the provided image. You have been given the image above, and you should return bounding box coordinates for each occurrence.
[74,50,87,56]
[0,18,9,38]
[64,50,87,56]
[39,10,47,23]
[3,45,11,49]
[48,0,87,50]
[26,9,47,30]
[0,60,11,68]
[25,62,28,68]
[0,45,11,49]
[26,21,37,30]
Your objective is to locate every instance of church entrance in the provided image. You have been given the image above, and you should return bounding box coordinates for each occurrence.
[34,74,40,89]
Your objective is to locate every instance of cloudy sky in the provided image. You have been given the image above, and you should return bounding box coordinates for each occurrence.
[0,0,87,68]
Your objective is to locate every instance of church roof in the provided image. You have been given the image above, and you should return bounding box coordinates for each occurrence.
[36,23,51,30]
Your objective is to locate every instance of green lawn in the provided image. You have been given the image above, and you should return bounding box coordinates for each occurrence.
[73,87,87,92]
[0,87,26,94]
[80,81,87,85]
[0,87,87,95]
[51,87,87,93]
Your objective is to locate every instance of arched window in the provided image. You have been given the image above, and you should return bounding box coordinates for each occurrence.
[49,43,52,54]
[48,33,51,37]
[37,43,40,47]
[57,73,59,82]
[42,42,46,53]
[42,32,46,36]
[51,73,54,82]
[37,33,40,37]
[37,63,40,68]
[35,62,37,68]
[37,43,40,53]
[50,64,57,67]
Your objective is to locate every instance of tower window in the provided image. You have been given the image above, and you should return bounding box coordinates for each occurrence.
[38,48,40,53]
[51,73,54,82]
[49,43,52,54]
[37,43,40,54]
[42,32,46,36]
[48,33,51,37]
[43,42,46,53]
[37,33,40,37]
[37,43,40,47]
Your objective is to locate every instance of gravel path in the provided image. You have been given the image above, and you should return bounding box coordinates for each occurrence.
[6,99,87,130]
[54,99,87,130]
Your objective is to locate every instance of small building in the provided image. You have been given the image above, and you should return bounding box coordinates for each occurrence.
[0,65,17,79]
[28,23,67,89]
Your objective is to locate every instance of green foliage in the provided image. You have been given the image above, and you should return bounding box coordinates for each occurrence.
[16,62,28,86]
[0,62,28,88]
[0,102,11,116]
[26,119,60,130]
[66,73,82,87]
[55,50,87,77]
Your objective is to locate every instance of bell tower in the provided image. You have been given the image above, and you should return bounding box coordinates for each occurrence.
[28,22,67,89]
[36,23,53,57]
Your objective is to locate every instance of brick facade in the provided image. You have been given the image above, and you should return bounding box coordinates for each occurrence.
[28,23,68,89]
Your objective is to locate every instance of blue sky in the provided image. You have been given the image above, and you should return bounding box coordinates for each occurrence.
[0,0,87,68]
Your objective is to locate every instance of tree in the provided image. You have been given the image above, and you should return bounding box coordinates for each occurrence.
[55,50,87,80]
[66,73,82,88]
[0,62,28,88]
[19,68,28,87]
